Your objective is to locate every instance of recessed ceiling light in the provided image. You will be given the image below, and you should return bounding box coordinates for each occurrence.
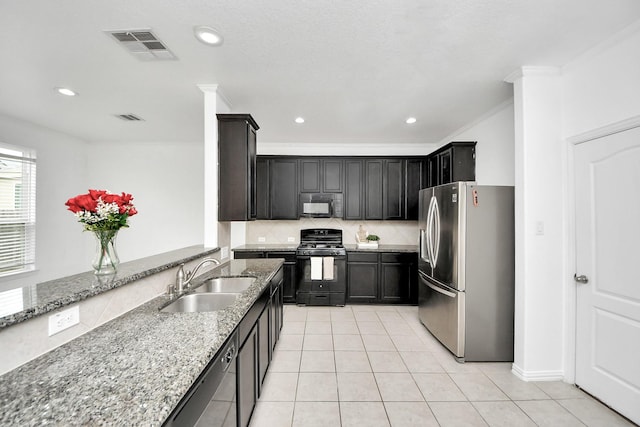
[194,26,224,46]
[295,117,305,124]
[405,117,417,124]
[55,87,78,97]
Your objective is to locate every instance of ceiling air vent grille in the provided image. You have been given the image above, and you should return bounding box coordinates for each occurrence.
[115,114,144,122]
[105,29,177,61]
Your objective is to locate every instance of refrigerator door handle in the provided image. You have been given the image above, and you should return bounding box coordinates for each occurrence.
[426,196,436,266]
[432,196,440,268]
[419,271,457,298]
[419,229,429,264]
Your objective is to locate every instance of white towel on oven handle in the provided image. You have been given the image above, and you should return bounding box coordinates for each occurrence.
[310,257,323,280]
[323,257,334,280]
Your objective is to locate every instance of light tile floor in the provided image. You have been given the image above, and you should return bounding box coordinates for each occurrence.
[249,305,635,427]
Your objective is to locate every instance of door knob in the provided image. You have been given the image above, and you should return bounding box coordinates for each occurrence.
[574,274,589,284]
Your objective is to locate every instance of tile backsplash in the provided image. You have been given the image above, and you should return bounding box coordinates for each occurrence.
[245,219,419,245]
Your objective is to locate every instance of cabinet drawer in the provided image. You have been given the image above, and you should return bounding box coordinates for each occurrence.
[234,251,265,259]
[380,253,416,263]
[347,252,378,263]
[266,251,297,262]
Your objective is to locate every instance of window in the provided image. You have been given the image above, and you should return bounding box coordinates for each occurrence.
[0,144,36,277]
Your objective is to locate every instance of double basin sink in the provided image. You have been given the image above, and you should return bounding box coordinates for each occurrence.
[161,277,256,313]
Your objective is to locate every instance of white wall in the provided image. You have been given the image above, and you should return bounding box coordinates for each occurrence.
[440,101,515,186]
[0,112,207,291]
[563,22,640,138]
[495,21,640,381]
[0,114,89,291]
[87,141,204,261]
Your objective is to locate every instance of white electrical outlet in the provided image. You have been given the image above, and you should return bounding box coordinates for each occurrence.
[221,246,229,259]
[287,237,295,243]
[258,237,266,243]
[48,305,80,336]
[535,221,545,236]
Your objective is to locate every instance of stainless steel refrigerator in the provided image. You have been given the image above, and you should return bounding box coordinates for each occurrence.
[418,182,514,362]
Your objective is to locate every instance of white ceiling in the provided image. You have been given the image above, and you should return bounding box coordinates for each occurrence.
[1,1,640,145]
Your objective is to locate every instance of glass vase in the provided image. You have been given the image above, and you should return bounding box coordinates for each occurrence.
[92,229,120,275]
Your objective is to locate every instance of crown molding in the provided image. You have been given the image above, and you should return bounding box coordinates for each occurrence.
[504,66,562,83]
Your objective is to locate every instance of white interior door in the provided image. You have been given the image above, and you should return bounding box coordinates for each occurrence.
[574,125,640,424]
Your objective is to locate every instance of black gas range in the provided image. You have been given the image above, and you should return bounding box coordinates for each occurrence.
[295,228,346,306]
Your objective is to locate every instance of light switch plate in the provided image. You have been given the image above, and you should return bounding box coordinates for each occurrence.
[287,237,295,243]
[48,305,80,336]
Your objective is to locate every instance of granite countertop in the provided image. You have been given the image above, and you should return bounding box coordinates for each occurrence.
[344,244,418,253]
[0,258,284,426]
[233,244,299,252]
[0,245,221,329]
[234,244,418,253]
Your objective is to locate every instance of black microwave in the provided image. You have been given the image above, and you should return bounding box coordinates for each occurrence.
[299,193,343,218]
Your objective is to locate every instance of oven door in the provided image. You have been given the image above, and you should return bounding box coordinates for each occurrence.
[296,255,346,293]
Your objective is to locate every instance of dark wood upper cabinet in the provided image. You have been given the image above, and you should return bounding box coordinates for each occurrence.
[299,159,321,193]
[383,159,405,220]
[269,158,298,219]
[405,159,426,221]
[299,158,343,193]
[256,158,270,220]
[365,160,384,220]
[322,159,343,193]
[344,159,364,220]
[427,141,476,187]
[217,114,259,221]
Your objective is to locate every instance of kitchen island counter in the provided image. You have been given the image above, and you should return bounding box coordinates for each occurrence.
[0,258,283,427]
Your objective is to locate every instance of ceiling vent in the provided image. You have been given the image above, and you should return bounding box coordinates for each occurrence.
[105,29,177,61]
[115,114,144,121]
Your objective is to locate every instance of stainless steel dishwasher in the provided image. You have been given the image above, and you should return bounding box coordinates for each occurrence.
[164,331,237,427]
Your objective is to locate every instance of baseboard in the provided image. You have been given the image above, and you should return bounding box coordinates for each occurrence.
[511,364,565,382]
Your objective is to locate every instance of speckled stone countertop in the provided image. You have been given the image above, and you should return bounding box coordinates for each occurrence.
[344,244,418,253]
[0,258,283,426]
[0,245,220,329]
[232,244,299,252]
[234,244,418,253]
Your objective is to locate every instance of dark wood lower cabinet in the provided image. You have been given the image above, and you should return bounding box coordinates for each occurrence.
[347,253,379,303]
[257,302,270,395]
[235,266,284,427]
[237,324,257,427]
[347,252,417,304]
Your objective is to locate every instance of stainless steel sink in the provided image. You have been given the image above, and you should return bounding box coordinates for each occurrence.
[160,292,240,313]
[193,277,256,293]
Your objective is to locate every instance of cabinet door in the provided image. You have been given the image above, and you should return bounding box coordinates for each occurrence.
[439,148,452,185]
[344,160,364,220]
[450,145,476,182]
[383,159,404,220]
[266,252,297,303]
[347,253,379,302]
[380,262,412,303]
[269,159,298,219]
[323,159,343,192]
[256,158,269,219]
[299,159,321,193]
[248,126,257,219]
[365,160,383,220]
[405,159,426,220]
[257,303,270,395]
[427,155,439,188]
[237,326,257,427]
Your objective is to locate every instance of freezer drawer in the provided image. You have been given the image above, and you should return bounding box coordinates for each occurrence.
[418,271,465,358]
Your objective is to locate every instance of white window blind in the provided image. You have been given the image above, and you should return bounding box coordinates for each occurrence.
[0,144,36,277]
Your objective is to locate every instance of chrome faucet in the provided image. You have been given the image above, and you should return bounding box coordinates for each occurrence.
[175,258,221,294]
